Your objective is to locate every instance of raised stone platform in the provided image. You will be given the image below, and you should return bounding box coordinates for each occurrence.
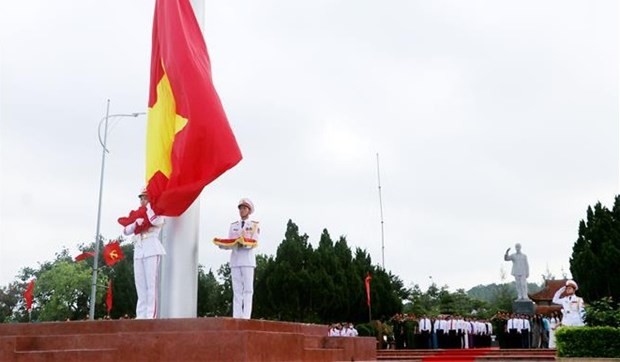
[0,317,376,361]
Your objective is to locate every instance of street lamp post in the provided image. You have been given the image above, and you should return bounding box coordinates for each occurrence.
[88,99,145,320]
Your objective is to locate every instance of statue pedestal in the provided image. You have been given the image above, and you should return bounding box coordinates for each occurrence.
[512,300,535,315]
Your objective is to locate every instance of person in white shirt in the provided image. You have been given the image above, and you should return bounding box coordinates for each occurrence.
[122,189,166,319]
[506,314,521,349]
[548,312,560,348]
[329,324,341,336]
[226,198,260,319]
[346,323,358,337]
[434,316,448,349]
[485,320,493,347]
[520,315,531,348]
[418,315,432,349]
[552,280,585,327]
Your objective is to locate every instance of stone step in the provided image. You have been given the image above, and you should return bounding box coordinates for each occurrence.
[14,348,118,362]
[304,335,324,349]
[14,334,118,352]
[0,318,328,337]
[303,347,344,361]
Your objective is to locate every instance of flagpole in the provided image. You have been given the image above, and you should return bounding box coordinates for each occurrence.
[158,0,204,319]
[376,153,385,269]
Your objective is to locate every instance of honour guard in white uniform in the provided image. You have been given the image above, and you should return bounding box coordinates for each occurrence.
[122,189,166,319]
[552,279,585,327]
[227,198,259,319]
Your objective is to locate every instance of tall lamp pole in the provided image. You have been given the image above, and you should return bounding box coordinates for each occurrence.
[88,100,145,320]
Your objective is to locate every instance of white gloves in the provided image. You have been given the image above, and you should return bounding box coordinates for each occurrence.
[123,223,136,235]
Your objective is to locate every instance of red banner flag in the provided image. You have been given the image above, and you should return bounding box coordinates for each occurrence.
[117,206,152,234]
[103,241,125,267]
[146,0,242,216]
[23,279,35,311]
[74,251,95,262]
[106,280,113,314]
[365,272,372,307]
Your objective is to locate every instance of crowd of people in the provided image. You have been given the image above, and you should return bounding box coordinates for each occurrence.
[328,323,359,336]
[382,313,494,349]
[372,309,575,350]
[372,280,587,350]
[492,312,563,349]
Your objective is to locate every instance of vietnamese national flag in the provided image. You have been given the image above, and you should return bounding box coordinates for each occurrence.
[103,241,125,267]
[364,272,372,307]
[75,251,95,262]
[23,279,35,311]
[146,0,242,216]
[106,280,113,314]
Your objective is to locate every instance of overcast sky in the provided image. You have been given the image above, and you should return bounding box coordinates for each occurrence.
[1,1,618,292]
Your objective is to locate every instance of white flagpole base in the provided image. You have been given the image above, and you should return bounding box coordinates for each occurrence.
[159,199,199,318]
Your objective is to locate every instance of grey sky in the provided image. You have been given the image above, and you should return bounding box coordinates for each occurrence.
[1,1,618,292]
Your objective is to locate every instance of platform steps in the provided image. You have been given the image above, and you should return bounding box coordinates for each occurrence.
[377,348,556,361]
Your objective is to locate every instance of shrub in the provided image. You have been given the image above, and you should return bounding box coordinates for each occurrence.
[555,326,620,358]
[584,297,620,327]
[356,323,375,337]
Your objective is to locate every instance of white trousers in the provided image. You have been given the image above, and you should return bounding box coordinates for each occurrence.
[134,255,161,319]
[231,266,254,319]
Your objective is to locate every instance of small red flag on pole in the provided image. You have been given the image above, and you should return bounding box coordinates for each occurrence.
[23,279,35,311]
[365,272,372,321]
[106,280,113,314]
[103,241,125,267]
[365,272,372,306]
[75,251,95,262]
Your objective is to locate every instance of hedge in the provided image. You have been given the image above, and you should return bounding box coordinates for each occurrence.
[555,326,620,358]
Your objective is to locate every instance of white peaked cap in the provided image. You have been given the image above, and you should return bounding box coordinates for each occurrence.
[238,198,254,214]
[566,280,578,290]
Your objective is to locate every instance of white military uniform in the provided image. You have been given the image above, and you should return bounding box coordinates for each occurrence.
[552,283,585,327]
[228,218,259,319]
[123,203,165,319]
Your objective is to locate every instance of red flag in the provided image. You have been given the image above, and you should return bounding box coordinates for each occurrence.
[117,206,152,234]
[23,279,35,311]
[146,0,242,216]
[106,280,113,314]
[103,241,125,267]
[74,251,95,262]
[365,273,372,307]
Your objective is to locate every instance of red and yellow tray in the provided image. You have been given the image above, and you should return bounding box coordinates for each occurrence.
[213,237,258,249]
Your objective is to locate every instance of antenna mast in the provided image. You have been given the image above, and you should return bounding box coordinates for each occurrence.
[376,153,385,269]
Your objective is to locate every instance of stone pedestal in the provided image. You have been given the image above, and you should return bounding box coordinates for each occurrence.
[512,299,536,315]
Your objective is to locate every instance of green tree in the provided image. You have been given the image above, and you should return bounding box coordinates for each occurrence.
[36,260,103,321]
[265,220,315,321]
[570,197,620,303]
[217,263,232,316]
[197,265,225,317]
